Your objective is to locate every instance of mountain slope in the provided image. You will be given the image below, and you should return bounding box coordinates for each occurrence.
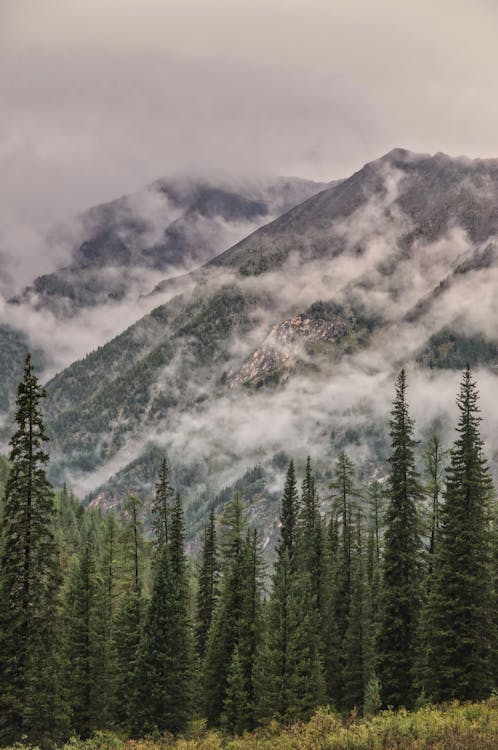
[13,176,326,314]
[36,148,498,528]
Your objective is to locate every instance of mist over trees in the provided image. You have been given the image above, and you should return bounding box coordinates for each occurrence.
[0,355,497,746]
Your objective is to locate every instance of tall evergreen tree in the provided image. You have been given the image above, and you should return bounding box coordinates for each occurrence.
[422,369,494,701]
[298,457,323,612]
[131,491,192,735]
[328,450,362,704]
[0,354,67,745]
[377,369,423,708]
[256,461,325,724]
[113,495,144,727]
[423,435,445,582]
[196,507,219,657]
[152,458,174,556]
[66,530,103,736]
[202,497,247,725]
[221,646,250,735]
[279,460,299,564]
[342,511,370,713]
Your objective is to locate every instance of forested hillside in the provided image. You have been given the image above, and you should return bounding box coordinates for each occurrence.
[1,355,498,748]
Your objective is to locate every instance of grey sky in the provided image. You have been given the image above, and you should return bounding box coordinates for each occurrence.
[2,0,498,234]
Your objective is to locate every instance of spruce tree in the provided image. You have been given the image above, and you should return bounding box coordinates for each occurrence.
[298,456,324,612]
[113,495,144,727]
[0,354,67,745]
[131,491,192,735]
[152,458,174,556]
[256,461,325,723]
[196,507,219,657]
[377,369,423,708]
[221,646,250,735]
[341,511,369,713]
[66,530,102,736]
[202,498,247,725]
[423,435,445,582]
[422,368,494,701]
[328,451,361,705]
[279,460,298,563]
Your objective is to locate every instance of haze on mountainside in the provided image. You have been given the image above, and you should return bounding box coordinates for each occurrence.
[3,0,498,538]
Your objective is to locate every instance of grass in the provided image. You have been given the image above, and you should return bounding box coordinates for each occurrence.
[43,700,498,750]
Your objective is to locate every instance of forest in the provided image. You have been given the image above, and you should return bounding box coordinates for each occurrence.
[1,355,498,749]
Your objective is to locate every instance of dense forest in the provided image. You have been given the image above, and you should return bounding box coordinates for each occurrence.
[1,355,498,748]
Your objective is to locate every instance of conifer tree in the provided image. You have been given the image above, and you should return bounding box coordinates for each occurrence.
[342,511,369,712]
[423,435,445,581]
[221,646,250,735]
[422,369,494,701]
[237,529,263,729]
[377,369,423,708]
[256,462,325,723]
[66,530,102,736]
[279,460,298,563]
[113,495,144,727]
[131,491,192,735]
[298,457,323,612]
[202,497,247,725]
[0,354,67,745]
[152,458,174,556]
[196,507,218,657]
[326,451,362,706]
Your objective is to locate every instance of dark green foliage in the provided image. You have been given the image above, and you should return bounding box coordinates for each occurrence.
[421,369,494,701]
[202,499,262,729]
[131,491,192,735]
[113,495,144,726]
[255,552,325,723]
[418,329,498,370]
[378,370,423,709]
[152,458,174,555]
[341,514,370,713]
[0,354,67,746]
[66,532,104,736]
[196,508,219,656]
[278,460,298,562]
[221,647,250,735]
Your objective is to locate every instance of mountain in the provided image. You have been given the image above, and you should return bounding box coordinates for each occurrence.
[28,147,498,533]
[11,176,327,314]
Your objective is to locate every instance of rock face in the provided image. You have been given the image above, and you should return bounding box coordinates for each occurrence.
[230,313,350,387]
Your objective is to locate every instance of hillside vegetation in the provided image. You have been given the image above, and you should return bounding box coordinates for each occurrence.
[11,702,498,750]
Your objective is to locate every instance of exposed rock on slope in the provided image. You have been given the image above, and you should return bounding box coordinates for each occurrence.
[229,313,350,387]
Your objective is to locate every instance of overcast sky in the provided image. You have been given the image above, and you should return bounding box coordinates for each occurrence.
[2,0,498,233]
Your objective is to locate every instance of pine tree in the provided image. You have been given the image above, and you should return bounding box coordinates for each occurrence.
[131,491,192,735]
[298,456,323,612]
[377,369,423,708]
[0,354,68,745]
[422,369,494,701]
[328,451,362,704]
[237,530,263,729]
[256,461,325,724]
[342,511,369,712]
[423,435,445,582]
[202,496,248,726]
[152,458,174,556]
[279,460,298,563]
[66,530,102,736]
[196,507,219,657]
[221,646,250,735]
[113,495,144,727]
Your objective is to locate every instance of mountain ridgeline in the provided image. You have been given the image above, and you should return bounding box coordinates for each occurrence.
[2,149,498,531]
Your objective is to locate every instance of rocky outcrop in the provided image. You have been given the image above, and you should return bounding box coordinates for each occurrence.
[229,313,349,387]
